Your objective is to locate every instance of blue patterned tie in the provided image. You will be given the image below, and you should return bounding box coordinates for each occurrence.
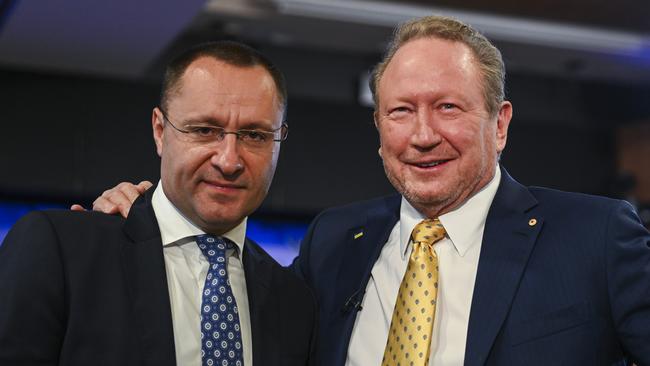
[196,234,244,366]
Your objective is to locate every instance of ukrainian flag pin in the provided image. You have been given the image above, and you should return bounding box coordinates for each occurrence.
[354,231,364,239]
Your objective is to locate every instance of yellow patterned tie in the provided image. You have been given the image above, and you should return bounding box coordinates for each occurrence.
[382,218,446,366]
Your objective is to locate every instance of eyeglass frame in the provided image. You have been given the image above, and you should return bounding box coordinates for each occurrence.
[157,107,289,145]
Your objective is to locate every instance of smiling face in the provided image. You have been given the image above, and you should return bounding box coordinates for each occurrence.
[152,57,284,234]
[375,37,512,217]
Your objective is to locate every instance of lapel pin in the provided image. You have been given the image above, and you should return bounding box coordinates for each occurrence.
[528,218,537,226]
[354,231,364,239]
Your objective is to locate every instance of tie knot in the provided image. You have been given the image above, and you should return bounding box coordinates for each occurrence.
[196,234,234,264]
[411,218,446,247]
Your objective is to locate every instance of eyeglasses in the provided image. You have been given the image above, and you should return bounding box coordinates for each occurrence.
[159,108,288,149]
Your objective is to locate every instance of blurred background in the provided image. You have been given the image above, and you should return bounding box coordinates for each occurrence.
[1,0,649,263]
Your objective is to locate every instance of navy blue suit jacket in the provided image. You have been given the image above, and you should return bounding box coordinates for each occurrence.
[294,168,650,365]
[0,191,318,366]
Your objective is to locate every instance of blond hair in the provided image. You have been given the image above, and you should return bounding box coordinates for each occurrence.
[370,15,505,116]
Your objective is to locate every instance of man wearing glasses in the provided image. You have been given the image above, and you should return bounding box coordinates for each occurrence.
[0,41,317,366]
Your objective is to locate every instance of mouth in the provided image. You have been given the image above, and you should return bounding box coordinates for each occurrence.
[410,159,452,169]
[202,180,246,191]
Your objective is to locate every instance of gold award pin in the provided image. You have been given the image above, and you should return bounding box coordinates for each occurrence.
[354,232,364,239]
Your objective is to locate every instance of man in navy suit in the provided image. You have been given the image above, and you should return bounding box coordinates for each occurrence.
[0,41,317,365]
[292,15,650,365]
[82,16,650,366]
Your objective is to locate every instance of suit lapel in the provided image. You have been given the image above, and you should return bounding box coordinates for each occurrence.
[121,192,177,366]
[464,169,543,366]
[242,240,272,365]
[334,195,401,313]
[331,195,401,365]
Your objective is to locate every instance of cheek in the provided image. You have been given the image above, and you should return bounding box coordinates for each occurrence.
[160,139,180,176]
[478,123,499,153]
[248,153,278,185]
[379,124,409,155]
[445,123,486,153]
[163,145,211,180]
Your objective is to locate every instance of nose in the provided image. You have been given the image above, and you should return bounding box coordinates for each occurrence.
[210,134,244,177]
[410,109,442,149]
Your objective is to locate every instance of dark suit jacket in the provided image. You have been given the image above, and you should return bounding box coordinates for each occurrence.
[0,192,317,366]
[294,168,650,365]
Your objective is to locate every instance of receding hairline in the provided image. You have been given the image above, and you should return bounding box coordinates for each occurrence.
[374,35,486,108]
[376,36,481,95]
[164,56,284,113]
[370,15,506,117]
[159,41,288,119]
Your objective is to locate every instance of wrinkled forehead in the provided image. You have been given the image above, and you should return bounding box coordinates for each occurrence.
[377,38,483,100]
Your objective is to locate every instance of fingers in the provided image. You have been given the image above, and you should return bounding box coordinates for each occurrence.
[136,180,154,193]
[92,195,123,216]
[70,204,86,211]
[121,182,146,203]
[92,182,144,218]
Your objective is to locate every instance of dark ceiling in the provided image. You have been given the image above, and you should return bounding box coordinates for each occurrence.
[400,0,650,32]
[0,0,649,91]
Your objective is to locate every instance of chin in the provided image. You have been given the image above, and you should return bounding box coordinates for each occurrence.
[401,188,443,207]
[194,205,233,222]
[407,182,468,210]
[389,169,455,207]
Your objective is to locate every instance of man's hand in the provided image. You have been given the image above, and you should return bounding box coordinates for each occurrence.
[70,180,153,218]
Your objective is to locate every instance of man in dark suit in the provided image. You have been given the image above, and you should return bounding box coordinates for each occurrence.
[297,168,650,365]
[292,15,650,366]
[0,41,317,366]
[78,16,650,366]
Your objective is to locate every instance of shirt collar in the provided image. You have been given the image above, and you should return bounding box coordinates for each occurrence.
[150,181,247,255]
[399,166,501,258]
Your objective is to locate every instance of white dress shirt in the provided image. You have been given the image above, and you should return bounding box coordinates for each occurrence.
[151,183,253,366]
[346,168,501,366]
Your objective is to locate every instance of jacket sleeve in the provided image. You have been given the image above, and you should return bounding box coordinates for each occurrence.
[605,200,650,365]
[0,211,66,366]
[306,283,320,366]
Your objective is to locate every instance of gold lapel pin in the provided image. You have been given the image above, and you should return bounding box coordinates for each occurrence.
[528,218,537,226]
[354,231,364,239]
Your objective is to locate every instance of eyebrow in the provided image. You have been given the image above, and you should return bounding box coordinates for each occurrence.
[182,116,223,126]
[237,121,278,130]
[183,117,277,130]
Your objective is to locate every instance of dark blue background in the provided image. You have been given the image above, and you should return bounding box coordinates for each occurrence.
[0,202,307,266]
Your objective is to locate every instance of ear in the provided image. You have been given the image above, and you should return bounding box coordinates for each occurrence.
[495,101,512,153]
[374,110,384,159]
[152,107,165,157]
